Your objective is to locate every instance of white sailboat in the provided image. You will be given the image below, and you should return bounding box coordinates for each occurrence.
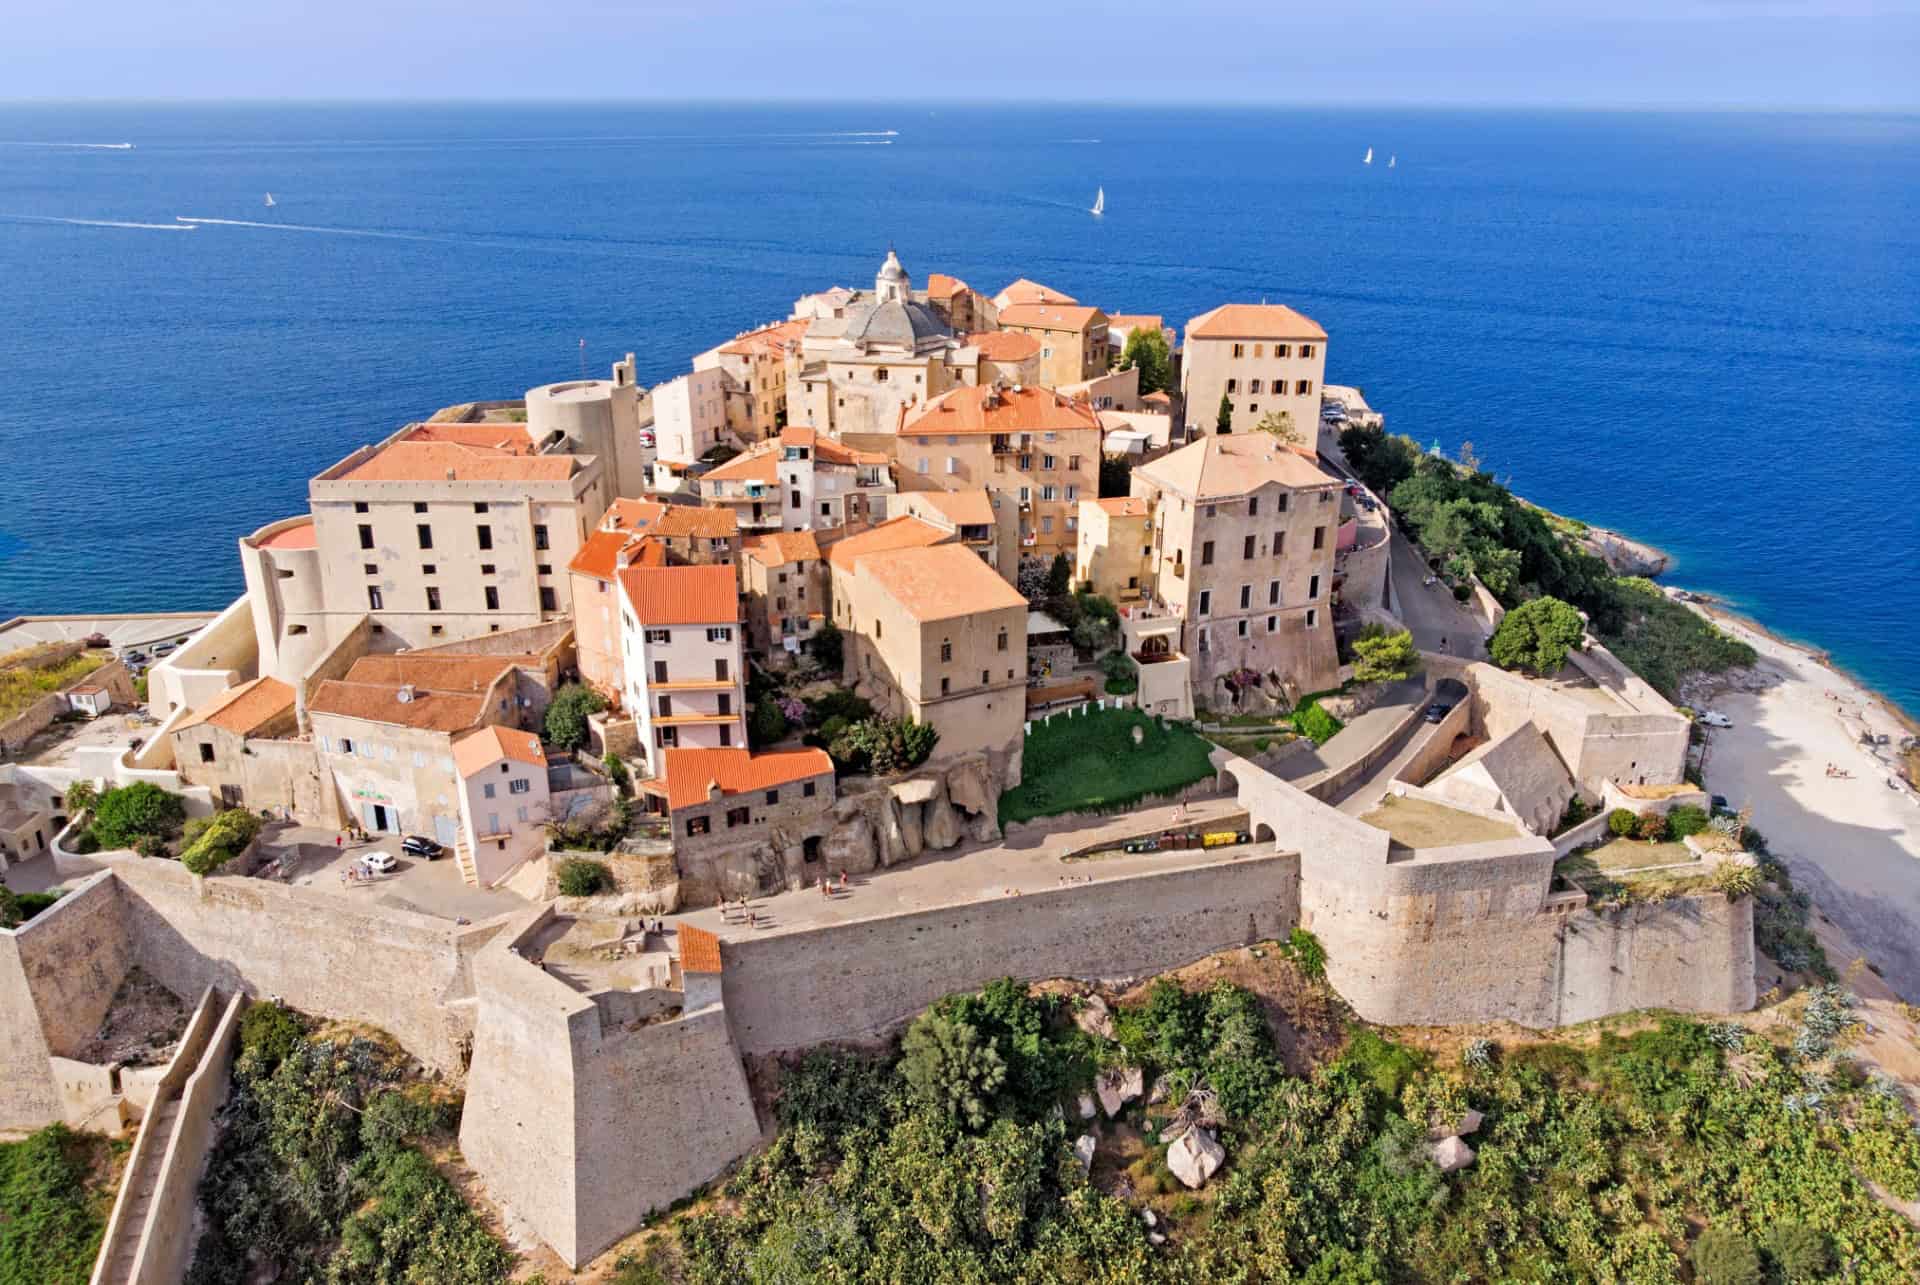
[1090,186,1104,216]
[264,192,276,208]
[1363,147,1373,165]
[1388,155,1396,169]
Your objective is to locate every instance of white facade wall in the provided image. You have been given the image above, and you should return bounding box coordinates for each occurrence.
[652,370,729,466]
[457,755,552,885]
[615,585,747,772]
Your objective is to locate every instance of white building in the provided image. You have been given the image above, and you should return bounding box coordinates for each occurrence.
[615,558,747,770]
[453,723,551,887]
[651,368,732,466]
[1179,304,1329,448]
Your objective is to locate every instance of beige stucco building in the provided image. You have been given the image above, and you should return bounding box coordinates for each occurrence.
[694,319,809,442]
[1179,304,1328,445]
[695,428,893,536]
[453,724,552,886]
[650,368,731,465]
[616,561,746,770]
[996,302,1110,387]
[1074,496,1151,605]
[1128,434,1343,698]
[738,531,828,662]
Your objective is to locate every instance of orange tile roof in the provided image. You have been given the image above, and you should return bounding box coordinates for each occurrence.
[997,302,1106,332]
[779,426,817,448]
[400,422,540,454]
[604,497,737,540]
[256,519,317,550]
[453,723,546,777]
[901,383,1101,438]
[678,923,723,974]
[827,515,951,571]
[1143,390,1172,405]
[343,653,538,692]
[660,746,833,811]
[1185,303,1327,342]
[717,318,808,357]
[617,563,739,625]
[1094,496,1149,517]
[605,497,666,530]
[308,680,487,732]
[569,528,635,579]
[857,544,1028,623]
[744,530,822,568]
[925,272,969,300]
[908,489,996,527]
[336,439,575,484]
[175,676,296,736]
[965,330,1042,361]
[996,278,1078,306]
[1105,314,1165,330]
[702,448,779,484]
[1135,433,1338,501]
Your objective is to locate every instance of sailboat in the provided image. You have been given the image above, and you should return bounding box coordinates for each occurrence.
[1363,147,1373,165]
[263,193,276,208]
[1090,186,1105,216]
[1388,155,1396,169]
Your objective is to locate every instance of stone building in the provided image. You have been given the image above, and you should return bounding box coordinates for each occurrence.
[1128,434,1343,699]
[924,272,993,333]
[599,498,738,566]
[992,277,1078,310]
[616,561,746,768]
[896,382,1101,565]
[895,489,1011,582]
[963,330,1041,386]
[1179,303,1328,445]
[693,318,809,442]
[642,746,838,903]
[694,427,893,536]
[995,302,1110,387]
[738,531,828,663]
[649,368,730,465]
[168,676,303,809]
[1074,496,1151,605]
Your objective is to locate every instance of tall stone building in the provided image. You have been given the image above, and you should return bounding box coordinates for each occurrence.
[1178,304,1328,446]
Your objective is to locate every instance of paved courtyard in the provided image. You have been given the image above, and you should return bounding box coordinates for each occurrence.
[261,823,529,922]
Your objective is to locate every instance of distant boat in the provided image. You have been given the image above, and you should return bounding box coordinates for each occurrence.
[1090,186,1104,216]
[1388,155,1396,169]
[264,193,276,208]
[1363,147,1373,165]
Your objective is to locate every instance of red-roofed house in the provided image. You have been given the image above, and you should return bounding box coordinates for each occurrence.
[616,562,746,770]
[695,318,809,442]
[739,530,828,663]
[995,302,1111,386]
[453,723,551,886]
[695,428,894,538]
[1179,302,1329,445]
[641,746,837,904]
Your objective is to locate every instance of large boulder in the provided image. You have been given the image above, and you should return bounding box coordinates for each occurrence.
[1168,1126,1225,1189]
[876,797,912,866]
[819,812,878,875]
[946,755,996,816]
[897,798,925,857]
[1432,1135,1475,1173]
[1074,995,1115,1041]
[1096,1066,1144,1118]
[923,781,962,850]
[1073,1134,1096,1175]
[1076,1093,1097,1120]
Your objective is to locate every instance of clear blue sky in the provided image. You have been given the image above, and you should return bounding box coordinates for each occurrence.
[2,0,1915,109]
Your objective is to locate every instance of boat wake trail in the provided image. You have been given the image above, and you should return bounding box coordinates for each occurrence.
[0,141,134,149]
[3,214,193,230]
[173,216,446,243]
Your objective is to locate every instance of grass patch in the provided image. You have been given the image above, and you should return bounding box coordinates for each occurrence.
[0,1124,119,1285]
[0,648,107,724]
[1356,795,1519,849]
[1593,577,1755,698]
[1578,836,1699,874]
[998,707,1216,826]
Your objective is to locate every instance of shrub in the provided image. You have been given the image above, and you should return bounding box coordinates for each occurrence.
[1760,1223,1830,1282]
[1293,699,1342,746]
[748,697,789,748]
[90,781,185,849]
[602,751,630,794]
[1607,808,1638,837]
[1559,794,1591,831]
[803,687,872,726]
[62,779,98,815]
[1280,927,1326,980]
[1351,626,1418,684]
[556,858,615,897]
[1044,553,1073,599]
[179,808,263,876]
[1634,809,1669,842]
[1099,650,1138,695]
[1489,595,1586,675]
[828,717,938,775]
[1690,1226,1761,1285]
[899,1010,1006,1130]
[543,683,607,751]
[1666,804,1709,838]
[239,1001,305,1072]
[0,885,17,929]
[806,621,844,671]
[134,834,168,859]
[0,1123,108,1284]
[1712,862,1759,899]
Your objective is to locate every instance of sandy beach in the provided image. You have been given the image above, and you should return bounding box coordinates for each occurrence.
[1682,601,1920,998]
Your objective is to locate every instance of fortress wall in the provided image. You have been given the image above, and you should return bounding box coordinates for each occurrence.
[1393,697,1473,786]
[1573,712,1690,789]
[719,853,1302,1055]
[0,936,62,1131]
[112,860,491,1072]
[1555,895,1756,1026]
[6,871,133,1058]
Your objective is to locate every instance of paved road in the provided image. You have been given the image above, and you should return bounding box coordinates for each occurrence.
[1386,527,1488,660]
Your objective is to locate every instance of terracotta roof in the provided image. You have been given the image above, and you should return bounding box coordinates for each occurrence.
[965,330,1042,361]
[175,677,297,736]
[1143,390,1172,405]
[400,422,540,454]
[660,746,833,811]
[717,318,808,357]
[827,515,951,571]
[808,436,888,467]
[996,302,1106,332]
[343,653,537,692]
[744,530,822,568]
[1134,434,1338,501]
[1105,314,1165,330]
[452,723,546,777]
[925,272,968,300]
[604,497,665,530]
[256,519,317,551]
[909,489,995,527]
[1185,303,1328,342]
[569,528,665,579]
[702,449,779,484]
[335,439,575,484]
[1093,496,1149,517]
[901,383,1101,438]
[604,497,737,541]
[618,563,740,625]
[857,544,1028,623]
[996,278,1078,306]
[779,426,817,448]
[678,923,723,974]
[308,680,486,732]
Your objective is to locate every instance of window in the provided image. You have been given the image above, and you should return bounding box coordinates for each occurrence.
[982,669,990,684]
[537,564,552,575]
[792,489,802,504]
[474,502,488,513]
[413,501,428,514]
[367,586,383,610]
[1042,454,1056,470]
[803,780,817,797]
[354,501,369,513]
[708,626,733,643]
[1068,454,1081,471]
[653,660,668,683]
[538,586,557,612]
[1239,584,1251,609]
[1066,514,1077,531]
[1231,343,1245,358]
[1018,485,1031,503]
[1198,589,1211,615]
[288,624,308,635]
[1237,620,1248,637]
[1312,526,1325,550]
[1250,379,1263,394]
[646,628,671,644]
[940,640,952,662]
[1273,530,1285,555]
[718,694,732,716]
[715,657,730,682]
[1268,615,1278,632]
[338,737,355,755]
[1300,344,1315,358]
[481,563,496,575]
[726,806,751,827]
[1041,516,1053,534]
[686,816,710,836]
[1248,497,1259,516]
[1276,494,1288,513]
[517,805,529,823]
[1297,380,1313,396]
[1201,540,1214,566]
[358,524,374,550]
[657,695,673,717]
[1269,579,1280,604]
[1226,378,1238,394]
[1308,574,1320,598]
[1065,484,1078,502]
[533,524,549,551]
[510,777,530,795]
[422,563,437,576]
[875,368,889,382]
[198,742,215,764]
[430,625,444,636]
[417,523,433,550]
[363,563,378,575]
[997,628,1008,652]
[483,783,496,799]
[1243,535,1256,560]
[1041,484,1058,502]
[1306,608,1318,628]
[917,457,929,474]
[941,676,950,695]
[426,586,441,611]
[485,586,500,610]
[1018,454,1031,469]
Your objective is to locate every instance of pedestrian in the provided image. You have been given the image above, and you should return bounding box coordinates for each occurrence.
[820,879,829,898]
[838,871,847,892]
[335,833,343,851]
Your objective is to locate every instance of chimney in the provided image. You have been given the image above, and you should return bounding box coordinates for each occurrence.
[445,468,457,481]
[396,684,415,704]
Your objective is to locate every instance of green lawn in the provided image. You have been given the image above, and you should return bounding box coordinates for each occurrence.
[998,707,1217,826]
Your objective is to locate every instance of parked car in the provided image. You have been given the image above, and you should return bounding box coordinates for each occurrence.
[153,642,178,656]
[1700,711,1733,728]
[361,851,398,874]
[84,632,111,648]
[1423,703,1451,723]
[401,835,443,860]
[1123,838,1160,854]
[124,650,148,665]
[1711,794,1730,812]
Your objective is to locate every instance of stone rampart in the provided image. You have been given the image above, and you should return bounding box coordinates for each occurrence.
[1556,895,1755,1025]
[718,852,1302,1055]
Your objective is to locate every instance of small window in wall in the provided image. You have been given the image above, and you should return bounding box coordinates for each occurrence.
[686,816,710,836]
[510,778,530,795]
[339,737,356,755]
[363,563,378,575]
[430,625,444,636]
[422,564,437,576]
[1243,535,1255,560]
[198,742,215,764]
[940,640,952,662]
[354,501,369,514]
[534,524,550,551]
[539,587,558,612]
[474,502,489,513]
[358,524,374,550]
[719,726,732,747]
[417,524,434,550]
[1308,574,1320,599]
[1267,615,1277,632]
[726,806,750,827]
[1237,620,1248,637]
[765,789,779,804]
[485,586,500,611]
[997,628,1008,652]
[646,628,671,644]
[1306,608,1318,628]
[288,624,308,636]
[1312,526,1325,550]
[803,781,817,797]
[426,587,442,611]
[1198,590,1211,615]
[367,586,384,610]
[477,525,493,550]
[941,676,950,695]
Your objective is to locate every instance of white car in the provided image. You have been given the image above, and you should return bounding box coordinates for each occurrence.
[361,851,398,874]
[1699,711,1733,728]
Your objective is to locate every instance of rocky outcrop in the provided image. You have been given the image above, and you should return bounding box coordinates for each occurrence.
[1074,995,1115,1041]
[1096,1066,1143,1118]
[1073,1134,1096,1174]
[1433,1135,1475,1172]
[922,778,962,850]
[819,807,878,874]
[1168,1126,1224,1189]
[1582,527,1670,578]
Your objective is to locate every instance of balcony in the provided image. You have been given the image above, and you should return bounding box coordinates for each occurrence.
[651,712,740,727]
[739,511,782,531]
[648,678,736,692]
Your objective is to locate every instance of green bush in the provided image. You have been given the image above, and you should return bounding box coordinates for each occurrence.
[1666,804,1709,838]
[602,751,631,794]
[1635,809,1669,842]
[1099,649,1138,695]
[1761,1222,1830,1281]
[1596,577,1756,699]
[62,780,98,815]
[828,717,938,775]
[805,621,844,671]
[179,808,263,876]
[543,683,607,751]
[1607,807,1638,837]
[1488,596,1586,675]
[803,687,872,727]
[0,1124,109,1285]
[556,858,615,897]
[748,696,789,748]
[1293,699,1342,746]
[89,781,184,850]
[899,1009,1006,1130]
[1351,626,1418,684]
[238,1001,304,1072]
[1280,927,1327,980]
[1691,1226,1761,1285]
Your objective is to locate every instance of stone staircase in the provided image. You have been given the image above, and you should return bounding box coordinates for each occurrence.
[453,841,479,887]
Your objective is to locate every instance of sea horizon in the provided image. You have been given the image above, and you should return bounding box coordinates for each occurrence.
[2,100,1914,712]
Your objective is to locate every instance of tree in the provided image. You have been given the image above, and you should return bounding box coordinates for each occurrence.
[1761,1223,1830,1282]
[1045,552,1072,599]
[806,620,844,672]
[829,717,938,775]
[1339,424,1420,497]
[63,779,98,816]
[1098,454,1132,499]
[179,808,263,876]
[1119,328,1173,394]
[543,683,607,751]
[1691,1227,1761,1285]
[1254,409,1301,446]
[556,858,614,897]
[749,697,789,748]
[90,781,185,850]
[0,885,19,929]
[1608,807,1638,837]
[1351,627,1418,684]
[1488,596,1586,675]
[899,1010,1006,1130]
[1215,391,1233,434]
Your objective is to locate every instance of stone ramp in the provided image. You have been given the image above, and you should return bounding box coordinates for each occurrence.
[90,988,245,1285]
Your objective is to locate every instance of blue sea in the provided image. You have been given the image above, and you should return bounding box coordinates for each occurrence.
[1,103,1915,709]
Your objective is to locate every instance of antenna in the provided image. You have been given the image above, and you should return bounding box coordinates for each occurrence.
[578,337,587,379]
